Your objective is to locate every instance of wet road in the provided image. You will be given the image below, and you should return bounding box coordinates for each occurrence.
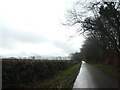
[73,61,119,88]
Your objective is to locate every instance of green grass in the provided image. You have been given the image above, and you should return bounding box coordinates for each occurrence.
[91,64,120,79]
[32,63,81,89]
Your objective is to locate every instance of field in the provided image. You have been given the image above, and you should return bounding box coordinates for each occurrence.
[2,59,80,88]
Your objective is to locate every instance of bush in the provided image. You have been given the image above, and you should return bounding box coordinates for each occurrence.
[2,59,78,88]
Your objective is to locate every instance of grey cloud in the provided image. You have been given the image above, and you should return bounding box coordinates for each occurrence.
[0,26,77,56]
[54,40,76,54]
[0,26,47,49]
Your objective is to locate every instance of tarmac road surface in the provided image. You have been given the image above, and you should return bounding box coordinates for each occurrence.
[73,61,119,89]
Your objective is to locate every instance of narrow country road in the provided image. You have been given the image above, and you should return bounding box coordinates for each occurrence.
[73,61,119,89]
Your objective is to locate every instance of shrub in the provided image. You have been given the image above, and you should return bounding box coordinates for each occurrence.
[2,59,78,88]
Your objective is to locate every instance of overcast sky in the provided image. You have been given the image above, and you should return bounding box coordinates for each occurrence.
[0,0,85,57]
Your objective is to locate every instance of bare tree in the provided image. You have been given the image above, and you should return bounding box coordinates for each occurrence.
[65,1,120,65]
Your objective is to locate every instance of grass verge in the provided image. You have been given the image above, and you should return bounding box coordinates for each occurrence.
[91,64,120,79]
[32,63,81,89]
